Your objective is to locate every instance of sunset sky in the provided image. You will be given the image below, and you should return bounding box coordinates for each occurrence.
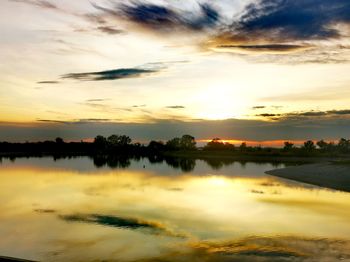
[1,0,350,143]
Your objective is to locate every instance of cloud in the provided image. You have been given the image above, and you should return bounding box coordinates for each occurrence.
[85,99,109,102]
[34,209,56,213]
[37,81,60,84]
[166,106,185,109]
[215,44,311,53]
[133,236,350,262]
[59,213,185,237]
[59,61,185,82]
[92,1,220,33]
[257,109,350,121]
[234,0,350,42]
[62,67,157,81]
[252,106,266,110]
[76,118,113,123]
[257,113,281,117]
[37,119,69,124]
[329,109,350,115]
[9,0,58,10]
[97,26,124,35]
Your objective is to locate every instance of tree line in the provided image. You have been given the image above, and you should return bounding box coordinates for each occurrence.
[1,134,350,156]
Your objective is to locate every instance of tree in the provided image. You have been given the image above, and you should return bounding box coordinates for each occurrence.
[55,137,64,144]
[239,142,247,152]
[107,135,132,147]
[205,138,224,150]
[283,141,294,151]
[148,141,165,152]
[303,140,316,152]
[316,140,328,152]
[204,138,234,151]
[180,135,196,150]
[94,135,107,149]
[338,138,350,153]
[166,137,181,150]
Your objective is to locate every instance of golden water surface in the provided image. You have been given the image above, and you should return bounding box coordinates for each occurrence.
[0,157,350,261]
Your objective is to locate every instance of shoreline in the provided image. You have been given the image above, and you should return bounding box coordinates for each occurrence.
[266,162,350,192]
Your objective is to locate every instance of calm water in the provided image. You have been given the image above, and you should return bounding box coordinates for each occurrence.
[1,156,350,262]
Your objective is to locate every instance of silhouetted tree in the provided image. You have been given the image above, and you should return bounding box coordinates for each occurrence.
[166,137,181,151]
[148,141,165,152]
[303,140,316,152]
[94,135,107,150]
[180,135,196,150]
[316,140,329,153]
[204,138,235,151]
[239,142,247,152]
[337,138,350,153]
[107,135,132,147]
[55,137,64,144]
[283,141,294,151]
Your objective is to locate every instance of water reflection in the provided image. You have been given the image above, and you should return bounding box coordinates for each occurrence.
[0,155,290,173]
[0,157,350,261]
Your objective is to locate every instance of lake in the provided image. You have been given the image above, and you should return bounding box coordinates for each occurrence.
[1,156,350,261]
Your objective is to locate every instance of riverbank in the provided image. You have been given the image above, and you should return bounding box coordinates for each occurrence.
[266,162,350,192]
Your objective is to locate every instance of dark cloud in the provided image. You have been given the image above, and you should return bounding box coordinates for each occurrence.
[37,81,60,84]
[166,106,185,109]
[76,118,113,122]
[59,213,184,237]
[329,109,350,115]
[257,113,281,117]
[61,67,157,81]
[85,99,109,102]
[258,109,350,120]
[233,0,350,42]
[60,213,159,229]
[296,111,328,117]
[252,106,266,110]
[97,26,124,35]
[9,0,58,9]
[93,1,220,32]
[34,209,56,213]
[37,119,69,124]
[217,44,310,53]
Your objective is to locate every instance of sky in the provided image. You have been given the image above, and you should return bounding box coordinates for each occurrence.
[1,0,350,143]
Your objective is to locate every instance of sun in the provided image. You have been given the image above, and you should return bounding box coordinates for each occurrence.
[192,86,249,120]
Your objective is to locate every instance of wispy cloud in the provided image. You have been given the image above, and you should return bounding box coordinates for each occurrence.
[97,26,124,35]
[55,61,184,82]
[85,99,110,102]
[235,0,350,42]
[62,68,156,81]
[37,119,69,124]
[215,44,312,53]
[166,105,185,109]
[8,0,58,10]
[257,109,350,121]
[252,106,266,110]
[37,81,60,84]
[59,213,185,237]
[92,1,220,33]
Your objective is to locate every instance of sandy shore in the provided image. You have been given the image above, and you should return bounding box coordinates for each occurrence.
[266,162,350,192]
